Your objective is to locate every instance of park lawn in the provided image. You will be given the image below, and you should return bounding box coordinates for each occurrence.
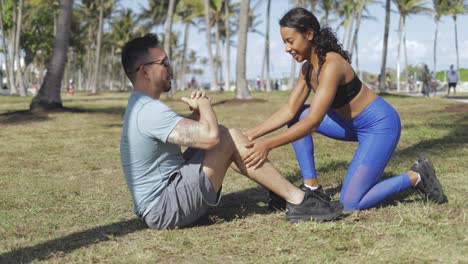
[0,91,466,263]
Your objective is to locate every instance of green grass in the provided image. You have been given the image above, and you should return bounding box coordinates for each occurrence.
[0,91,467,263]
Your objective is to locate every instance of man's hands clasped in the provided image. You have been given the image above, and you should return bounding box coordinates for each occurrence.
[181,90,211,112]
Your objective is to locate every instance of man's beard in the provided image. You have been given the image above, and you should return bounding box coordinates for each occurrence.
[156,79,171,92]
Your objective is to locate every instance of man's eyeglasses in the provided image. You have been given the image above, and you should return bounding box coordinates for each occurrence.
[135,56,170,72]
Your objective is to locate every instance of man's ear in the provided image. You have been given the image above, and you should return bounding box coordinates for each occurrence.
[305,30,314,41]
[140,65,150,79]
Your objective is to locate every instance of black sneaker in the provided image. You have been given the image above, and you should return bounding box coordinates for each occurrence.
[268,185,340,211]
[300,185,342,207]
[411,156,448,204]
[285,188,344,222]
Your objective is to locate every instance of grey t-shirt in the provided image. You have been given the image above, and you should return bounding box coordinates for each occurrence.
[120,91,184,217]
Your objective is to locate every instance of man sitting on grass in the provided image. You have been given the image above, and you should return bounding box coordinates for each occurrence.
[119,33,343,229]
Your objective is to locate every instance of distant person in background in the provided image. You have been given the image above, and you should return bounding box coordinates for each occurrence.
[190,76,198,90]
[68,79,75,95]
[447,65,459,96]
[421,64,431,97]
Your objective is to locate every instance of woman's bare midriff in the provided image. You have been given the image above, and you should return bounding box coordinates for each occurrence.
[334,84,378,120]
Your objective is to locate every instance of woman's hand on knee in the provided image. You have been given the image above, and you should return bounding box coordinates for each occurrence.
[242,139,271,169]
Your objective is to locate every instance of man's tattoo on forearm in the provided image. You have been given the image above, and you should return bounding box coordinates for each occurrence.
[168,119,201,147]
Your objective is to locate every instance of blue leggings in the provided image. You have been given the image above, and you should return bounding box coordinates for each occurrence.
[288,97,412,210]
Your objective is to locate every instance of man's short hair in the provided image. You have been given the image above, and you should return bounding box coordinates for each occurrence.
[121,33,160,82]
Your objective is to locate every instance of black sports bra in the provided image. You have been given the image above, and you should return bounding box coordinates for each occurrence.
[304,62,362,109]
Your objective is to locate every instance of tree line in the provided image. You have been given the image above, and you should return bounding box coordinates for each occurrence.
[0,0,465,112]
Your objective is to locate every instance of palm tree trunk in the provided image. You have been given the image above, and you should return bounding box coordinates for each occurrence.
[165,0,176,60]
[397,15,403,93]
[14,0,26,96]
[224,0,231,92]
[85,26,93,91]
[109,46,115,91]
[350,0,363,56]
[261,0,271,92]
[288,59,296,90]
[310,0,317,12]
[78,68,82,91]
[204,0,218,91]
[433,20,438,75]
[7,1,17,95]
[91,0,104,94]
[403,16,409,92]
[215,19,222,90]
[379,0,391,92]
[323,10,329,26]
[165,0,176,97]
[179,23,190,91]
[453,15,459,72]
[355,40,360,77]
[345,13,355,52]
[0,0,14,95]
[30,0,74,112]
[235,0,252,99]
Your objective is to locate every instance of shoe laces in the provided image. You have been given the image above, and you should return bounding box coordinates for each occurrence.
[307,189,332,207]
[314,188,333,202]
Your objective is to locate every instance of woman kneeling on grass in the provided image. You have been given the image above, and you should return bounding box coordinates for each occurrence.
[243,7,447,211]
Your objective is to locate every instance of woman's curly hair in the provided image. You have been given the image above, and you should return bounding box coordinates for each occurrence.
[279,7,350,75]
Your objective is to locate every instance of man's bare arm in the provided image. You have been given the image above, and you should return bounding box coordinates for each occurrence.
[167,97,219,149]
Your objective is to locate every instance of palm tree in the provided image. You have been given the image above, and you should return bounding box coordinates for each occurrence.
[14,0,26,96]
[203,0,218,91]
[319,0,337,25]
[379,0,391,92]
[350,0,377,76]
[164,0,176,62]
[0,0,15,95]
[446,0,465,73]
[432,0,449,75]
[393,0,431,92]
[90,0,104,94]
[30,0,73,112]
[109,7,137,91]
[223,0,231,92]
[260,0,272,92]
[174,0,204,91]
[236,0,251,99]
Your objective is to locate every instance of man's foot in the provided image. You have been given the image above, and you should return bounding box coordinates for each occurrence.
[268,185,339,212]
[286,188,344,222]
[411,156,448,204]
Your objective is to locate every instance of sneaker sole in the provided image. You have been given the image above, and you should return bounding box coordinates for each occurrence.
[286,209,343,223]
[418,156,448,204]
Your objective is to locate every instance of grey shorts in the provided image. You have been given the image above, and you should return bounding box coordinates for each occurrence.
[144,148,221,229]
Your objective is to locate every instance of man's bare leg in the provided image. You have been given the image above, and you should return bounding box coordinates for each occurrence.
[201,126,304,205]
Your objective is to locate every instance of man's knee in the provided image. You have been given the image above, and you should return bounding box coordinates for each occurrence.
[227,128,248,145]
[215,125,233,147]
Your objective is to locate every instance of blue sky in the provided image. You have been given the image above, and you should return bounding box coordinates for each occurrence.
[124,0,467,81]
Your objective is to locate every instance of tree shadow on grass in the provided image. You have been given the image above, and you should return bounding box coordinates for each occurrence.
[0,110,50,125]
[394,112,468,161]
[0,187,283,263]
[0,218,147,263]
[193,186,272,226]
[0,106,126,126]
